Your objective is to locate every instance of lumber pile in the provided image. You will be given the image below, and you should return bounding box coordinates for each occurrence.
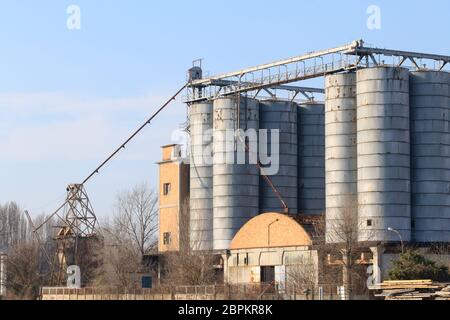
[370,280,450,300]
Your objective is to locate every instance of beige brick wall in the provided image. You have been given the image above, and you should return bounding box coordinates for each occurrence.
[158,145,189,253]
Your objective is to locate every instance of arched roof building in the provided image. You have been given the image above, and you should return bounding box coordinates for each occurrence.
[229,212,320,250]
[224,213,323,289]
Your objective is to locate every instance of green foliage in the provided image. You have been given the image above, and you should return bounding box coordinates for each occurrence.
[388,249,450,282]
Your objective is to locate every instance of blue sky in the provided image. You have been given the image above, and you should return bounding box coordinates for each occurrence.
[1,0,449,219]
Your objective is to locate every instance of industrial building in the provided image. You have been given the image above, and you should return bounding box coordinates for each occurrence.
[157,144,190,253]
[224,213,321,289]
[31,39,450,301]
[155,40,450,293]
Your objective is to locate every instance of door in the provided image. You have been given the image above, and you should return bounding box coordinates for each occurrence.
[260,266,275,284]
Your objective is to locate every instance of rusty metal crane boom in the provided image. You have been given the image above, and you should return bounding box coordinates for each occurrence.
[32,82,188,236]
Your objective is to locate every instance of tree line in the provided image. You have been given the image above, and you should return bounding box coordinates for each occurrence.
[0,184,159,299]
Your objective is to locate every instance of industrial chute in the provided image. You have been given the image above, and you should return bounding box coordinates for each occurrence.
[28,83,188,286]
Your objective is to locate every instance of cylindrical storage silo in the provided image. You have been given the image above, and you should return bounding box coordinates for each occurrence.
[298,102,326,215]
[325,73,358,243]
[259,100,298,214]
[357,67,411,242]
[189,102,214,251]
[410,71,450,243]
[213,96,260,251]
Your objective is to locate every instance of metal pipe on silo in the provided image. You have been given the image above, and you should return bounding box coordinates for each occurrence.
[410,70,450,243]
[189,102,214,251]
[298,102,326,215]
[213,96,260,251]
[357,67,411,242]
[325,73,358,243]
[259,100,298,214]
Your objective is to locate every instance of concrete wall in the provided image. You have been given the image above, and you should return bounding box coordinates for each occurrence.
[40,288,224,301]
[225,247,318,288]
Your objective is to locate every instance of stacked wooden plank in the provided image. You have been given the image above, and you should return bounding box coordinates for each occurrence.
[435,285,450,300]
[370,280,450,300]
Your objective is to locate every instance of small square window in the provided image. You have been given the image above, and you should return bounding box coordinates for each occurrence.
[367,220,373,227]
[163,232,171,245]
[163,183,171,196]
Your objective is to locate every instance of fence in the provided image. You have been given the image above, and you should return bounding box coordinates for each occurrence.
[40,283,357,300]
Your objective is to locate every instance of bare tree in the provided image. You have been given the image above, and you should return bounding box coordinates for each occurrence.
[111,184,158,256]
[0,206,64,299]
[0,203,39,299]
[1,203,105,298]
[285,255,318,298]
[324,199,373,300]
[0,202,30,248]
[97,184,159,289]
[162,199,217,287]
[164,252,217,287]
[96,227,142,289]
[5,242,48,300]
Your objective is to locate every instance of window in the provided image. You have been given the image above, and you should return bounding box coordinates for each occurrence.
[237,253,249,266]
[163,232,171,245]
[141,276,152,289]
[261,266,275,284]
[163,183,171,196]
[367,220,373,227]
[412,220,416,229]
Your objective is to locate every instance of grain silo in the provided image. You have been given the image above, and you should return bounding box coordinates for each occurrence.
[410,71,450,243]
[298,102,326,215]
[182,41,450,253]
[324,73,358,243]
[357,67,411,242]
[259,100,298,214]
[189,102,214,251]
[213,96,260,250]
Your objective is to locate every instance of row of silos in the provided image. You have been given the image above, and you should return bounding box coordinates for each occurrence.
[189,97,326,251]
[325,66,450,244]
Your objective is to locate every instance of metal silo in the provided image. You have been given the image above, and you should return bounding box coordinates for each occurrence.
[298,102,326,215]
[325,73,358,243]
[410,71,450,243]
[213,96,260,251]
[357,67,411,242]
[189,102,214,251]
[259,99,298,214]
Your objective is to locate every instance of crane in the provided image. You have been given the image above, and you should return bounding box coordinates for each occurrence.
[28,83,188,285]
